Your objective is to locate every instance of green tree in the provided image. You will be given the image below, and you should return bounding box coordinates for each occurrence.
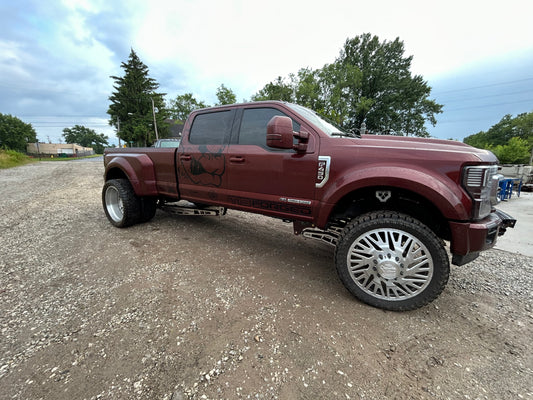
[108,49,168,146]
[514,112,533,144]
[463,130,490,149]
[294,68,323,111]
[491,137,531,164]
[251,76,295,102]
[62,125,109,154]
[464,114,517,148]
[167,93,208,122]
[0,113,37,152]
[464,111,533,164]
[215,84,237,105]
[338,34,442,135]
[252,34,441,136]
[316,63,362,128]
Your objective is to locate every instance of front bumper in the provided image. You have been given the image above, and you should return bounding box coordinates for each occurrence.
[449,208,516,266]
[494,208,517,234]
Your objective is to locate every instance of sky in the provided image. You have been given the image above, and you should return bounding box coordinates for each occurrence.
[1,0,532,145]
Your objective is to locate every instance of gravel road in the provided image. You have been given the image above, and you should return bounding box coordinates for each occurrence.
[1,161,532,400]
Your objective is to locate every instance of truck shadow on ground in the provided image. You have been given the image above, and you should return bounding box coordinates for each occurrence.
[145,209,348,296]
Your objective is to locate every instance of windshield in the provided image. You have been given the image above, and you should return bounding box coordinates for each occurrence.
[286,103,352,137]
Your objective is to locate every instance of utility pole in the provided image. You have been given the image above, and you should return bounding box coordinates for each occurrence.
[151,97,159,140]
[117,117,122,147]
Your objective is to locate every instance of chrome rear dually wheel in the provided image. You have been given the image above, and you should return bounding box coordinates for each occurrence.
[102,179,141,228]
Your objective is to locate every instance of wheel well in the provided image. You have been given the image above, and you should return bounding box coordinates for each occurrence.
[105,167,128,182]
[329,187,451,241]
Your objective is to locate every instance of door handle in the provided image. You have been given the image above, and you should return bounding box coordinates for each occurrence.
[180,155,192,161]
[230,156,245,163]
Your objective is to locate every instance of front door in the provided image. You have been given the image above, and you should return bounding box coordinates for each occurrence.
[225,106,318,221]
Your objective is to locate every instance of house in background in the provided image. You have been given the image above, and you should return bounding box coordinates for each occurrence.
[27,143,94,157]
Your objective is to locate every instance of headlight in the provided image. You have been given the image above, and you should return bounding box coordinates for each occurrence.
[462,165,500,220]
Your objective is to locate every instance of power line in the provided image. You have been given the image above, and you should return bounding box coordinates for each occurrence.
[437,89,533,104]
[31,124,110,129]
[27,121,109,124]
[434,77,533,95]
[18,115,108,118]
[444,98,533,112]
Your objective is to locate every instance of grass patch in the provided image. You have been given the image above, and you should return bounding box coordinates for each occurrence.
[0,149,34,169]
[38,154,102,162]
[0,150,101,168]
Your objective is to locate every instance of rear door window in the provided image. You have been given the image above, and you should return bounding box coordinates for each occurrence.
[189,110,233,145]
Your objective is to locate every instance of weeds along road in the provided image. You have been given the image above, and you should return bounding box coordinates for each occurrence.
[1,160,532,400]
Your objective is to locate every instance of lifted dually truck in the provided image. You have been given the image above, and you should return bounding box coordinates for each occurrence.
[102,101,516,311]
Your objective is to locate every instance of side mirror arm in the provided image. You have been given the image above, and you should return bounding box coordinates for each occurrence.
[293,130,309,153]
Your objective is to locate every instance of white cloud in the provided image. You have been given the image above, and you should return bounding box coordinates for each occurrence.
[129,0,533,102]
[1,0,532,142]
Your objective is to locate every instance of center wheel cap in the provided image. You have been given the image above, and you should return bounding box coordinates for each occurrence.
[379,261,399,280]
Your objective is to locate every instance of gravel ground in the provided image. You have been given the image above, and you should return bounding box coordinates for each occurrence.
[1,161,532,400]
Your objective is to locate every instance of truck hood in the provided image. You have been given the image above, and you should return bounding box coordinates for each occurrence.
[346,134,498,163]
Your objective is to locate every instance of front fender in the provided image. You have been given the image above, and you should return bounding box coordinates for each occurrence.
[104,153,158,196]
[316,165,469,227]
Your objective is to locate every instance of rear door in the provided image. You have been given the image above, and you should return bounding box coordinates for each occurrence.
[177,109,235,204]
[225,105,318,221]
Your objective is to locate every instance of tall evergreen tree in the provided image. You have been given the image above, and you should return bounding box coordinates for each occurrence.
[108,49,168,146]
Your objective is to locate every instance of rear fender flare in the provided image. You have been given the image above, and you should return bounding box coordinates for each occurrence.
[104,154,157,196]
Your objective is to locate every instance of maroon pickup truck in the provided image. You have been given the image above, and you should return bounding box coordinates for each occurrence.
[102,101,515,311]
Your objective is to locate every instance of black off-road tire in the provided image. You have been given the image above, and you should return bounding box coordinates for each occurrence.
[334,211,450,311]
[102,179,141,228]
[140,197,157,222]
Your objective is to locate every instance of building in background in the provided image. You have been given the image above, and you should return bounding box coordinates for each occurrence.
[27,143,94,157]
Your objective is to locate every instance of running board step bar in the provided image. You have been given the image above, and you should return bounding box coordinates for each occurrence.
[301,224,345,247]
[161,202,226,216]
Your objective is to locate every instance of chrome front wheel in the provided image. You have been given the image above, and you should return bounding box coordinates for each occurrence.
[346,228,433,301]
[335,211,449,311]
